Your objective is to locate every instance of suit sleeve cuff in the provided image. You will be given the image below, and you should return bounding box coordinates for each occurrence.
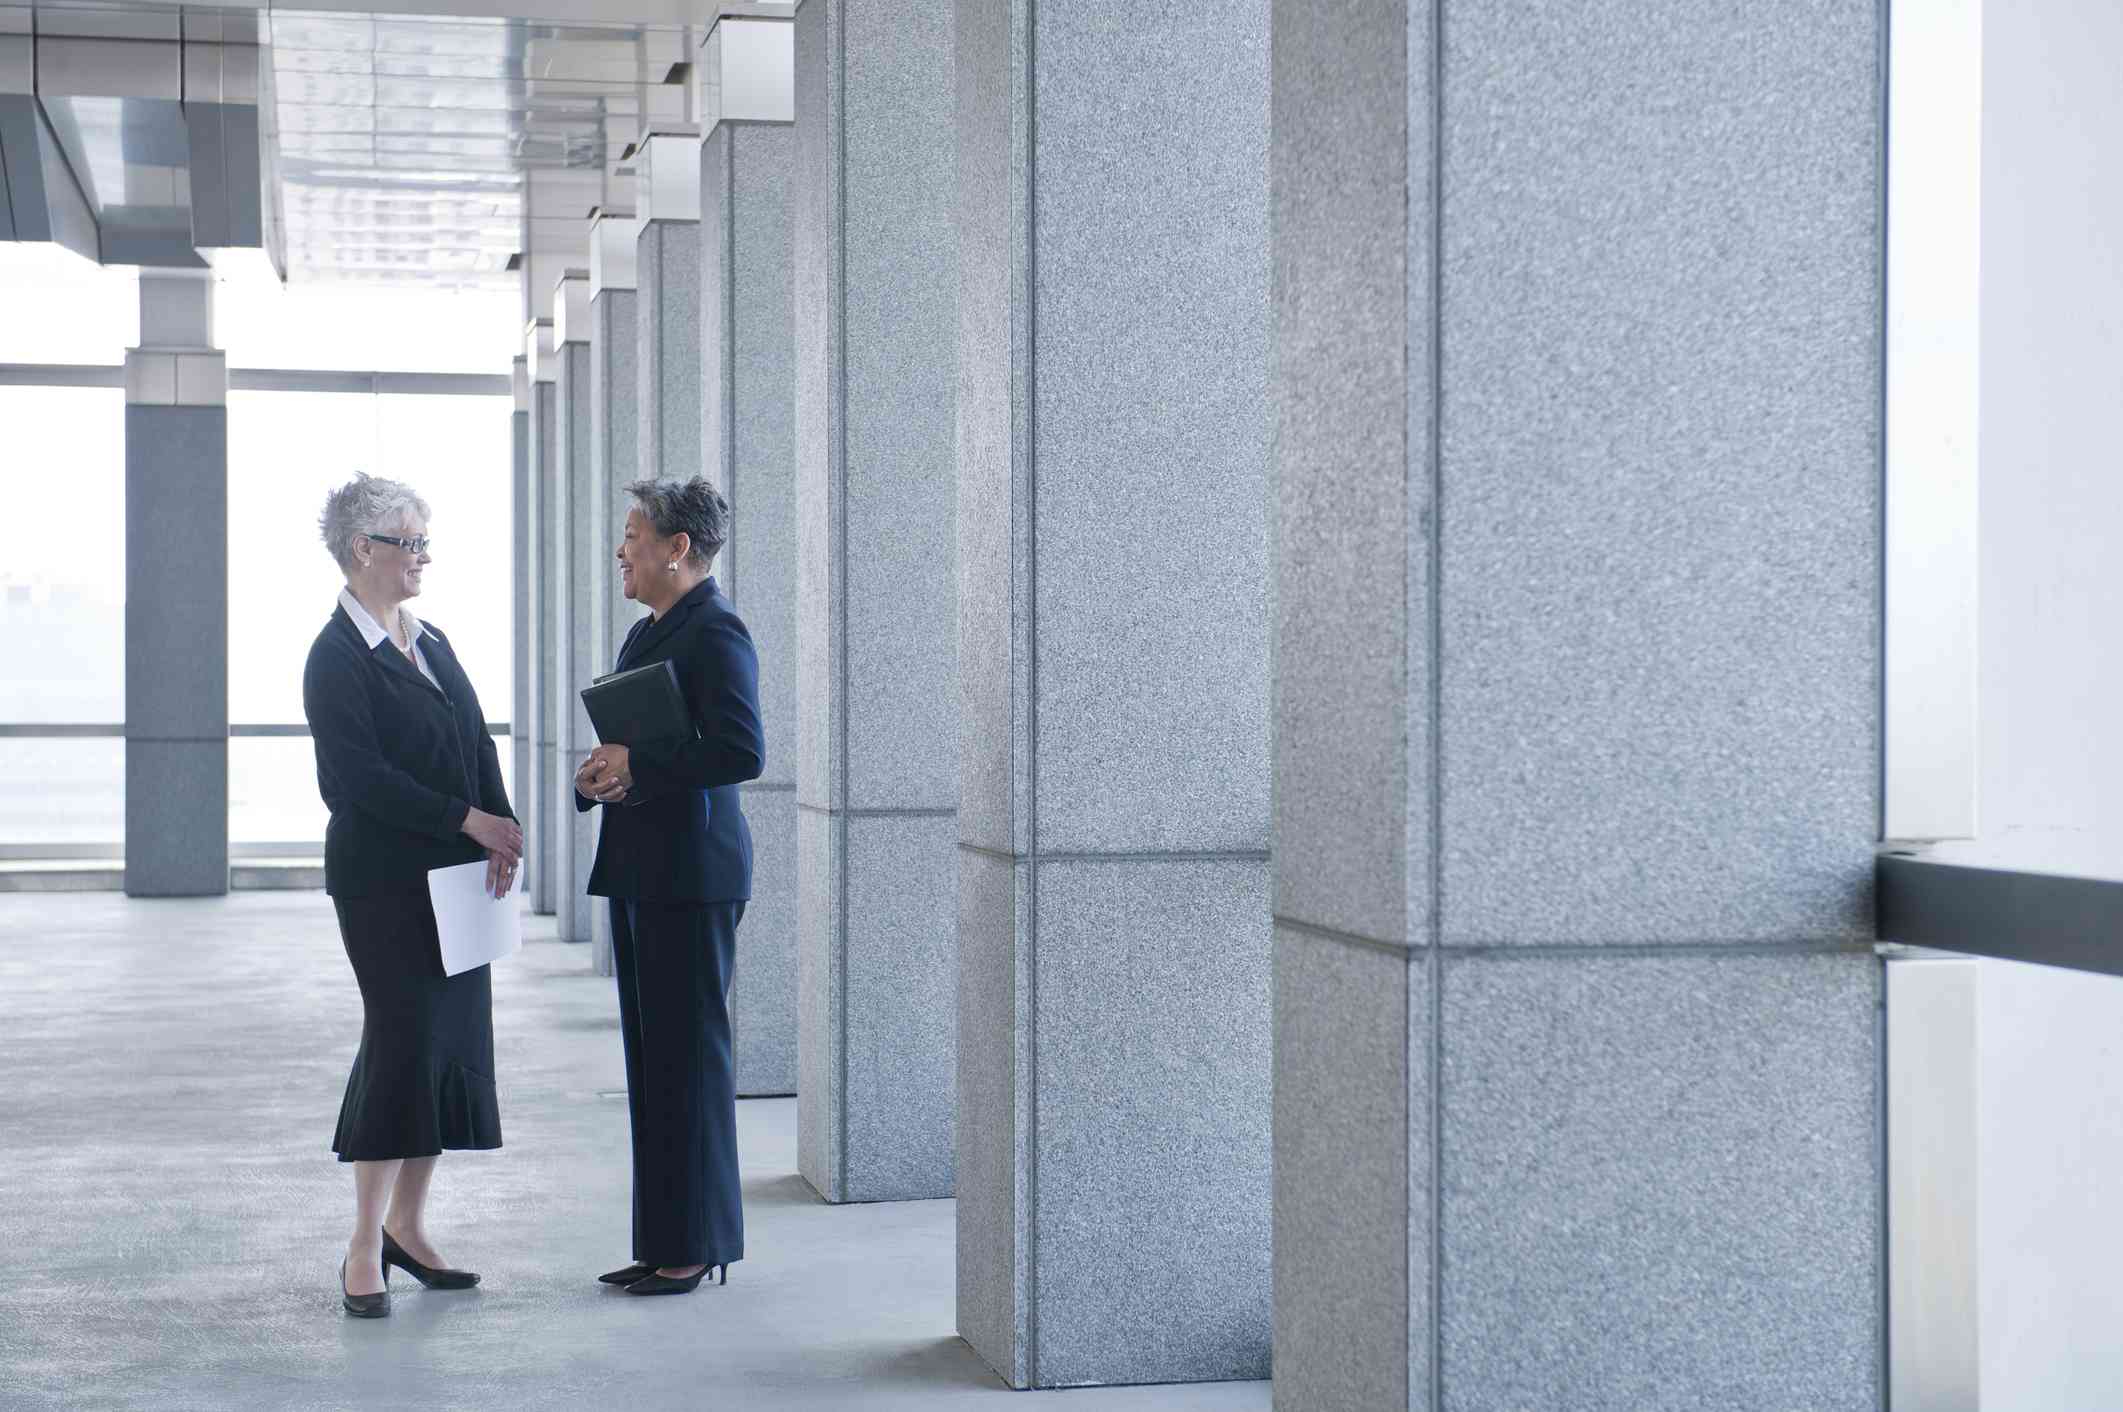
[443,797,472,838]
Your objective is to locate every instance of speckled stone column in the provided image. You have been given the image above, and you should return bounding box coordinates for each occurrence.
[550,271,591,944]
[636,130,703,483]
[704,118,799,1097]
[792,0,959,1203]
[1270,3,1885,1409]
[525,320,558,917]
[124,270,228,898]
[586,213,643,977]
[510,355,531,845]
[953,0,1273,1388]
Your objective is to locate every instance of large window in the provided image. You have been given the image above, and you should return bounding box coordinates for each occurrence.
[0,242,518,864]
[0,385,127,852]
[227,389,515,847]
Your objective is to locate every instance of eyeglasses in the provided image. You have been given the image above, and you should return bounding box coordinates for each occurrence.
[365,533,431,555]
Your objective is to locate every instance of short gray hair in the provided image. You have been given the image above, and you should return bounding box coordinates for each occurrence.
[319,473,431,572]
[624,476,728,569]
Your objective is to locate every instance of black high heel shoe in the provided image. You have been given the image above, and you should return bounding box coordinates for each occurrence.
[599,1262,654,1286]
[341,1256,389,1318]
[380,1228,480,1290]
[624,1263,728,1295]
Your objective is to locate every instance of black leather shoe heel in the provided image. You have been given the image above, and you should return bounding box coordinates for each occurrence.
[381,1229,480,1290]
[624,1264,726,1295]
[341,1257,389,1318]
[599,1262,654,1286]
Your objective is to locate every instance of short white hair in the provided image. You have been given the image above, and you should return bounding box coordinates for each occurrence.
[319,473,430,571]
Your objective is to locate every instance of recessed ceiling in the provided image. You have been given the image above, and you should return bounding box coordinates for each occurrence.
[266,9,684,287]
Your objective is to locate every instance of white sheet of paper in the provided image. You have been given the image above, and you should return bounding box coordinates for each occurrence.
[427,859,523,977]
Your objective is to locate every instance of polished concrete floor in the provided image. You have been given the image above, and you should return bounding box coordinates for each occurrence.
[0,893,1271,1412]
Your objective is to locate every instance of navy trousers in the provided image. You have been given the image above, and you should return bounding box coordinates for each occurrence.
[609,898,745,1268]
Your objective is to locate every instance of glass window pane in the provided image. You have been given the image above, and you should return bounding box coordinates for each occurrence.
[373,394,517,719]
[0,739,123,846]
[227,391,380,723]
[0,245,137,363]
[230,736,329,846]
[230,733,511,848]
[226,390,514,727]
[214,263,519,373]
[0,387,126,722]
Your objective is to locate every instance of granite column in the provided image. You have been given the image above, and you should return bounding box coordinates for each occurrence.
[549,271,591,942]
[124,269,228,897]
[953,0,1273,1386]
[1269,3,1885,1407]
[524,319,557,916]
[586,212,644,975]
[702,20,800,1098]
[793,0,959,1203]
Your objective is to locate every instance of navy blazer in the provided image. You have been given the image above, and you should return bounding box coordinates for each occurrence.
[579,577,764,903]
[303,605,513,897]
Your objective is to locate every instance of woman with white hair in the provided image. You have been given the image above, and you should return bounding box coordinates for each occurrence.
[303,472,523,1318]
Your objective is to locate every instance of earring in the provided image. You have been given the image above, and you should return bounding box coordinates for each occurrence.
[667,561,678,573]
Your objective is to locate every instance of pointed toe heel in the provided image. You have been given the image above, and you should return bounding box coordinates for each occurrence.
[340,1258,390,1319]
[599,1262,654,1286]
[380,1229,480,1291]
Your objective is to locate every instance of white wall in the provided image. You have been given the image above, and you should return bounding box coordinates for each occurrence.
[1971,0,2123,1405]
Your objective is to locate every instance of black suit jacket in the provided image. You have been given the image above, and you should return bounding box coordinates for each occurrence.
[580,577,764,902]
[303,605,513,897]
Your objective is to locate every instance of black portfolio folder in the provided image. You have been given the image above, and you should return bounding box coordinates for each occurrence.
[580,660,695,746]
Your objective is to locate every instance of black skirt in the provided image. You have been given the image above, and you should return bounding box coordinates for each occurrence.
[331,889,502,1162]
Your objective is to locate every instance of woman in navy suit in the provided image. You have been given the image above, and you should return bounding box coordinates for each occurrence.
[575,476,764,1295]
[304,473,523,1318]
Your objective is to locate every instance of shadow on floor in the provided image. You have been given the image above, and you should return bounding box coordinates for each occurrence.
[852,1336,1011,1394]
[742,1172,826,1208]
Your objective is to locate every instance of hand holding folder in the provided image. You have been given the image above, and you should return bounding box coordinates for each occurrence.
[578,662,695,805]
[581,660,695,748]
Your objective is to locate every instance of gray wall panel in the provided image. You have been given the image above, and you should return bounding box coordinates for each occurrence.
[841,811,957,1200]
[950,0,1024,860]
[1025,4,1271,857]
[732,787,798,1095]
[1029,857,1271,1387]
[125,740,228,896]
[1272,925,1423,1412]
[638,219,704,484]
[1437,0,1881,946]
[1269,0,1430,948]
[1440,950,1881,1411]
[125,405,228,743]
[840,0,960,813]
[955,847,1026,1387]
[705,121,800,1096]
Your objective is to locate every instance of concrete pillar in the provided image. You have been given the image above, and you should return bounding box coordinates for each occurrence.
[525,318,558,916]
[124,269,227,897]
[792,0,958,1203]
[510,355,531,840]
[637,129,703,483]
[1269,4,1884,1408]
[550,270,591,943]
[702,16,799,1098]
[586,212,644,977]
[952,0,1272,1388]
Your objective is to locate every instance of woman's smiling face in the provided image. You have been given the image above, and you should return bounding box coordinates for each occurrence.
[360,517,430,599]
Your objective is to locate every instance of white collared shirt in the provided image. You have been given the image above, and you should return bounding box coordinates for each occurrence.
[338,587,443,692]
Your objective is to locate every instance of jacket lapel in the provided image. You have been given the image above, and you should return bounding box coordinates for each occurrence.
[619,579,713,668]
[340,604,448,703]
